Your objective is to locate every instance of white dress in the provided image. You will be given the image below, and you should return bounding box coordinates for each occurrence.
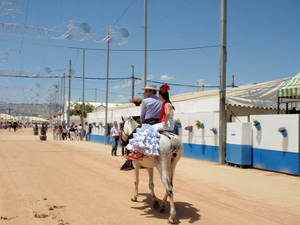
[126,103,174,156]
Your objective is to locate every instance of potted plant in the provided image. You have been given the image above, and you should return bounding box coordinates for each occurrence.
[184,125,193,132]
[253,120,261,131]
[278,127,288,137]
[40,123,47,141]
[93,122,96,127]
[174,119,182,128]
[33,123,38,135]
[210,128,217,135]
[195,120,204,129]
[130,97,143,106]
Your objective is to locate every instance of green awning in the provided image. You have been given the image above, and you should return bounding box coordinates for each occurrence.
[277,73,300,97]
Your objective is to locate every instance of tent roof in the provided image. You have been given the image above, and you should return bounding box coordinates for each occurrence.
[93,77,292,113]
[170,77,290,109]
[277,73,300,97]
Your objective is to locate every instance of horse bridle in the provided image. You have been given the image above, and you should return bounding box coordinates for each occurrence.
[120,119,137,145]
[120,121,130,143]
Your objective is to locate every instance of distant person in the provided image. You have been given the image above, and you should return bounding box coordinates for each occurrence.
[119,122,126,156]
[77,124,83,140]
[13,121,18,132]
[88,123,93,134]
[110,121,120,156]
[62,125,68,140]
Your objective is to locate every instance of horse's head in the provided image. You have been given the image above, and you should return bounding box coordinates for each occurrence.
[120,116,138,142]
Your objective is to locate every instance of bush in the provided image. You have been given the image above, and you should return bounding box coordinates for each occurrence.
[40,123,47,136]
[174,119,181,126]
[195,120,204,129]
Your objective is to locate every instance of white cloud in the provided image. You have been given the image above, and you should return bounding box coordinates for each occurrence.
[160,74,174,81]
[122,80,130,88]
[135,74,153,85]
[197,79,205,85]
[112,85,119,89]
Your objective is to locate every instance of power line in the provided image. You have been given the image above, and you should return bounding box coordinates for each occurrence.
[0,73,227,89]
[113,0,138,26]
[0,73,132,80]
[0,38,219,52]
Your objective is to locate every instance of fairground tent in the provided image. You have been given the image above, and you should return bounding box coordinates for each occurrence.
[171,76,292,110]
[87,76,295,124]
[277,73,300,97]
[276,73,300,112]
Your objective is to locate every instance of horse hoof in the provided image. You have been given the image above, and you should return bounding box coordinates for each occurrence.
[159,205,165,213]
[131,197,137,202]
[153,200,159,209]
[168,217,176,224]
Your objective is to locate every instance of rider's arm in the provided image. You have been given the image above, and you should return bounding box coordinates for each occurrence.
[140,100,146,123]
[164,103,172,126]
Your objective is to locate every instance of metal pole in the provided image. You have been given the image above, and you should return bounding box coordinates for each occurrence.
[95,88,97,102]
[131,65,135,100]
[62,69,66,123]
[232,74,235,88]
[104,29,110,145]
[67,60,72,128]
[57,80,59,113]
[60,76,63,114]
[144,0,147,88]
[219,0,227,165]
[277,97,280,114]
[81,48,86,140]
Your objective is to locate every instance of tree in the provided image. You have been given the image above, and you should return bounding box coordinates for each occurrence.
[68,103,94,118]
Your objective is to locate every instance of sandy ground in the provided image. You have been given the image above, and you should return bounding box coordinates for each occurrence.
[0,128,300,225]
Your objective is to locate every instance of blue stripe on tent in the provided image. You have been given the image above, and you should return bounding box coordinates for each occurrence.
[182,143,219,162]
[226,144,252,166]
[86,134,112,145]
[253,148,299,175]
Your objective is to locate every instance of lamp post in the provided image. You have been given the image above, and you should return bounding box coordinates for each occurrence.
[219,0,227,164]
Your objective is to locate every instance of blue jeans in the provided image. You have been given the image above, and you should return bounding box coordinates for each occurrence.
[111,136,119,156]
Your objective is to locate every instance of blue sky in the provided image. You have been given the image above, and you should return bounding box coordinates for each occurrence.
[0,0,299,104]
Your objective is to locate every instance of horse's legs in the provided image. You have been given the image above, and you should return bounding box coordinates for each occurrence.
[131,162,140,202]
[160,159,176,224]
[147,168,159,209]
[159,161,176,213]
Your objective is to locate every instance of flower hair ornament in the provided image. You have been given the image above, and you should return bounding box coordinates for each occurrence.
[160,84,170,93]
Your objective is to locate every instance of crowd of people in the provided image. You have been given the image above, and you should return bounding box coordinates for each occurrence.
[0,120,32,132]
[52,123,85,141]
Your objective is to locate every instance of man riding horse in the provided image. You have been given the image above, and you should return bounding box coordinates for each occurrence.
[120,84,183,224]
[120,84,161,169]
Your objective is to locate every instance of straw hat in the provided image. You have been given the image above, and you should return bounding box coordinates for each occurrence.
[141,84,158,91]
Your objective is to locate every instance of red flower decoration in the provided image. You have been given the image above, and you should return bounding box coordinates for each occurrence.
[160,84,170,93]
[184,125,193,131]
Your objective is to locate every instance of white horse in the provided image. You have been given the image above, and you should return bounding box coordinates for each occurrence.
[121,117,183,224]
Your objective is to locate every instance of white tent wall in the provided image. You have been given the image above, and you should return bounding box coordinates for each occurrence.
[86,77,294,146]
[87,105,141,136]
[175,111,220,146]
[174,98,219,113]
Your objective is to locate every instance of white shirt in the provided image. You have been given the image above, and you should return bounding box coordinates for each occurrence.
[110,127,120,137]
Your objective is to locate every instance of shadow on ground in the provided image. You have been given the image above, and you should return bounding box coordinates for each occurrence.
[131,193,200,224]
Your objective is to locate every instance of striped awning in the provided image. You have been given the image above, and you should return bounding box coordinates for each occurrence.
[277,73,300,97]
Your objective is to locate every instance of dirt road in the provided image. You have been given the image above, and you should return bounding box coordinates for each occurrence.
[0,129,300,225]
